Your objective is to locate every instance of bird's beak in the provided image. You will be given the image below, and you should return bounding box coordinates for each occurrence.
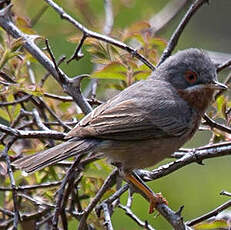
[209,81,228,90]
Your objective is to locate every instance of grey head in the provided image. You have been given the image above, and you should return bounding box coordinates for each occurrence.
[151,48,226,91]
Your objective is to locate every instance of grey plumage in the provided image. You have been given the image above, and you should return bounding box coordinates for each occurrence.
[13,48,225,173]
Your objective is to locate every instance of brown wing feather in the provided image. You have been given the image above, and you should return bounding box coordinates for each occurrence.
[66,80,193,141]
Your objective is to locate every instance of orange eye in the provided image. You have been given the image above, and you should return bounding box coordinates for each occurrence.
[184,70,198,84]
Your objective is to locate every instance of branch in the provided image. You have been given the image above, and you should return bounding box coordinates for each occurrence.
[203,114,231,134]
[217,58,231,72]
[187,199,231,226]
[0,123,65,139]
[0,94,32,106]
[101,203,114,230]
[1,138,20,230]
[78,169,118,229]
[52,155,83,230]
[103,0,114,35]
[139,142,231,182]
[43,0,155,71]
[119,204,156,230]
[158,0,209,66]
[0,4,92,114]
[0,181,61,191]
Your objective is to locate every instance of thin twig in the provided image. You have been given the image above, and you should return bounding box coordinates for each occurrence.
[0,181,61,191]
[217,58,231,73]
[119,204,155,230]
[158,0,208,66]
[203,114,231,134]
[52,155,83,230]
[0,94,32,107]
[1,138,20,230]
[78,169,118,230]
[187,199,231,226]
[67,34,86,63]
[101,203,114,230]
[140,142,231,182]
[0,123,65,139]
[43,0,155,71]
[220,190,231,197]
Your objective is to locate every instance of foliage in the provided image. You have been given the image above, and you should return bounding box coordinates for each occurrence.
[0,0,231,230]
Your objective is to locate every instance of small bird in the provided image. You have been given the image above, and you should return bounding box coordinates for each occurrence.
[13,48,227,213]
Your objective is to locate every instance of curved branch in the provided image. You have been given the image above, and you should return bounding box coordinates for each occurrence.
[43,0,155,71]
[140,142,231,182]
[158,0,209,66]
[0,4,92,114]
[0,123,65,139]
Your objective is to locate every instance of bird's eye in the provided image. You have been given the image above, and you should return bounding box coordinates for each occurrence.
[184,70,198,84]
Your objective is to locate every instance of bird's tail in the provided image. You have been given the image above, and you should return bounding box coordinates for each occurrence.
[12,138,100,174]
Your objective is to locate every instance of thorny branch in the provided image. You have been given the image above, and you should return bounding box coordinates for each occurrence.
[43,0,155,71]
[0,0,231,230]
[0,3,92,115]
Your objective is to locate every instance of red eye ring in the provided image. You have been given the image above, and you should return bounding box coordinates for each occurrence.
[184,70,198,83]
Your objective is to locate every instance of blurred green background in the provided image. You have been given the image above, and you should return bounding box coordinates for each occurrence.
[7,0,231,229]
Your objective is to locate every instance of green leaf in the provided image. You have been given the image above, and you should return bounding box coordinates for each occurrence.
[133,64,152,80]
[194,220,229,229]
[91,62,127,80]
[11,38,24,52]
[0,108,10,122]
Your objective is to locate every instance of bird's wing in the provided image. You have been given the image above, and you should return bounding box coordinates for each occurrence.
[66,80,194,141]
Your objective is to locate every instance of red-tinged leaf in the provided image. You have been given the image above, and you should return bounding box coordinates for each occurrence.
[68,34,84,43]
[16,16,36,35]
[127,21,151,34]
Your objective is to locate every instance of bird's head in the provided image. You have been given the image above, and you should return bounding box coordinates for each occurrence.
[153,48,227,113]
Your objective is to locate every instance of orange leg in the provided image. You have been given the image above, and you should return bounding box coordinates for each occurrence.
[125,172,168,214]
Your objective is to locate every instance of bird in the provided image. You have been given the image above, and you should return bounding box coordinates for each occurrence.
[13,48,227,213]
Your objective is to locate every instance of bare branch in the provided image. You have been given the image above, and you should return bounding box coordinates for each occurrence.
[1,138,20,230]
[52,155,84,230]
[187,199,231,226]
[0,181,61,191]
[78,169,118,230]
[101,203,114,230]
[67,34,86,63]
[0,123,65,139]
[43,0,155,71]
[119,204,156,230]
[0,94,32,107]
[0,4,92,114]
[220,190,231,197]
[158,0,209,66]
[217,58,231,72]
[203,114,231,134]
[103,0,114,35]
[140,142,231,182]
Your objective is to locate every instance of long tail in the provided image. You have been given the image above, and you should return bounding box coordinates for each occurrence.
[12,138,100,174]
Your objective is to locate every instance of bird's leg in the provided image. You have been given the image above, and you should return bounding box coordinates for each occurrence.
[125,171,168,214]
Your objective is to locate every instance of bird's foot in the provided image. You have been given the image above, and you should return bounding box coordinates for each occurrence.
[149,193,168,214]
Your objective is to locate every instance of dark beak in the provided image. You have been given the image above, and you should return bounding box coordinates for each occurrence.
[210,81,228,90]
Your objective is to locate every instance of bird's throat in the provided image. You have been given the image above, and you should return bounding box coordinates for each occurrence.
[177,87,214,115]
